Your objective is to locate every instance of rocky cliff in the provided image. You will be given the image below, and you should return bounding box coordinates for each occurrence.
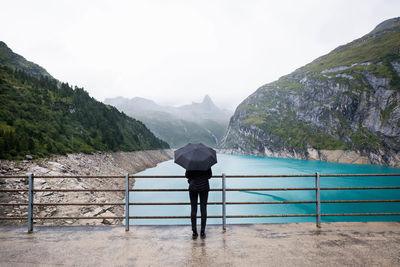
[219,17,400,167]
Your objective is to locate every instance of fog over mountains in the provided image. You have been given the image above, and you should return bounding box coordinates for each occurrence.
[104,95,232,148]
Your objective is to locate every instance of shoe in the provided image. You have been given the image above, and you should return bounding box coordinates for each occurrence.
[192,231,198,239]
[200,231,206,239]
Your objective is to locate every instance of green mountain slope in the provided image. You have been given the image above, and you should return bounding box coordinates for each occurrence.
[0,43,169,159]
[220,17,400,166]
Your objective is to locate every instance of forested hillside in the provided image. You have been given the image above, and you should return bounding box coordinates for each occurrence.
[0,44,169,159]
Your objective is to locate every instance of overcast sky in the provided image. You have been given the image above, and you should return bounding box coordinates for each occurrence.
[1,1,399,110]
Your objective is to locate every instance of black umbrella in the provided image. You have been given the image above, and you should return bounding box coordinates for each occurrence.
[174,143,217,171]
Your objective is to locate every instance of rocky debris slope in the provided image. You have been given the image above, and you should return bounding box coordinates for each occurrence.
[0,150,173,226]
[219,17,400,167]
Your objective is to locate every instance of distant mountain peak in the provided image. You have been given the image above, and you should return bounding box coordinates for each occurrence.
[199,94,217,109]
[202,94,212,104]
[131,96,158,105]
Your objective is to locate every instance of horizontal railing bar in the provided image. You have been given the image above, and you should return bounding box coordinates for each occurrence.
[129,188,316,192]
[320,174,400,177]
[128,216,222,219]
[2,186,400,194]
[37,176,125,179]
[2,174,399,179]
[224,174,400,178]
[0,176,27,179]
[0,176,126,179]
[0,175,329,179]
[29,189,124,192]
[229,201,316,204]
[322,213,400,216]
[3,187,400,193]
[0,189,125,192]
[0,175,314,179]
[130,187,400,192]
[128,214,317,219]
[33,213,400,219]
[0,217,28,220]
[321,200,400,203]
[2,213,399,220]
[132,175,187,178]
[32,216,125,220]
[25,213,400,219]
[3,200,399,207]
[129,202,221,205]
[130,189,193,192]
[2,188,310,192]
[128,201,317,205]
[225,175,316,178]
[0,216,217,220]
[227,214,317,218]
[321,187,400,190]
[32,189,125,192]
[0,190,28,192]
[34,203,125,206]
[133,174,400,178]
[0,203,28,206]
[132,175,315,178]
[229,188,314,191]
[1,215,317,220]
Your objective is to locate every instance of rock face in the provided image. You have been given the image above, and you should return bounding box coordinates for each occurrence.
[219,17,400,167]
[0,150,173,226]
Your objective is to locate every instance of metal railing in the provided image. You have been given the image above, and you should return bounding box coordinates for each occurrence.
[1,173,400,233]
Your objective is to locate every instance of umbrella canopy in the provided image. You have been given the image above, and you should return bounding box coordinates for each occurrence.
[174,143,217,171]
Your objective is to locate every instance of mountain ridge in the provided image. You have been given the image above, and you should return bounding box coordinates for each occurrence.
[0,41,53,79]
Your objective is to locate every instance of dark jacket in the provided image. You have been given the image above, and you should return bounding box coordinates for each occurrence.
[185,169,212,192]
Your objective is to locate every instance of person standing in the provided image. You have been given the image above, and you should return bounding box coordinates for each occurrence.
[186,168,212,239]
[174,143,217,239]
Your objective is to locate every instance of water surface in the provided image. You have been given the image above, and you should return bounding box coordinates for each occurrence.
[129,154,400,225]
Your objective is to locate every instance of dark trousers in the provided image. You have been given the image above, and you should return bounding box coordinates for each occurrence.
[189,190,209,232]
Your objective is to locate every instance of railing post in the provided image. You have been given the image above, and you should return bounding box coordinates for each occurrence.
[222,173,226,231]
[125,173,129,232]
[315,172,321,228]
[27,173,34,233]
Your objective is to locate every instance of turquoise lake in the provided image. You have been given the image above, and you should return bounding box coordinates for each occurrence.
[128,154,400,225]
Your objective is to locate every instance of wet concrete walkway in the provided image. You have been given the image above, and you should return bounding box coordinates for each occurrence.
[1,222,399,266]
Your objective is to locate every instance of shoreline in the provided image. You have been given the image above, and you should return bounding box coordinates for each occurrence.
[0,149,174,226]
[217,148,400,168]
